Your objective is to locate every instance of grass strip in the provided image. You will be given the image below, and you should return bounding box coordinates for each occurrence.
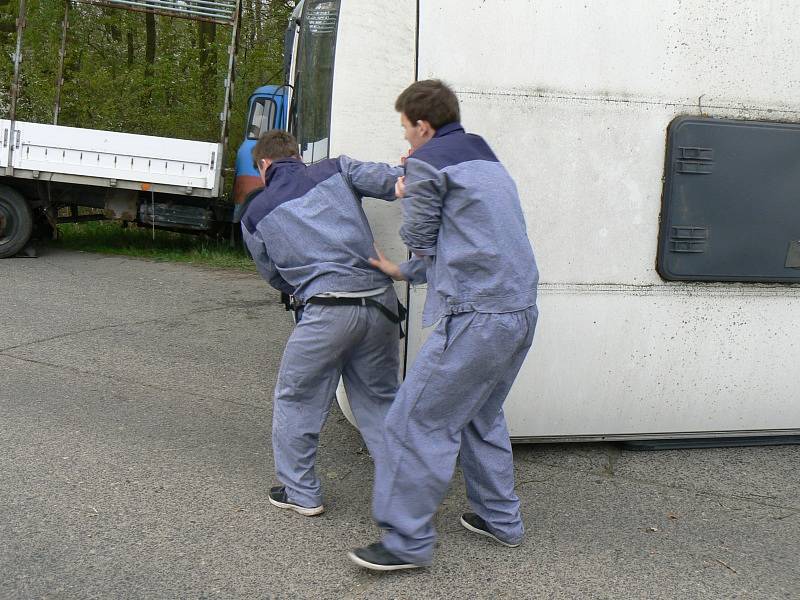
[51,221,256,272]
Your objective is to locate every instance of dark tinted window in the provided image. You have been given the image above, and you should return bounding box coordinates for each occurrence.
[658,116,800,282]
[293,0,340,163]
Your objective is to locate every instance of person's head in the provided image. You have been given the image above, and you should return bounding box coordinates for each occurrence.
[395,79,460,150]
[252,130,300,184]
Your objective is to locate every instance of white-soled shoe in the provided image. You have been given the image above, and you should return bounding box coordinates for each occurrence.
[459,513,520,548]
[268,485,324,516]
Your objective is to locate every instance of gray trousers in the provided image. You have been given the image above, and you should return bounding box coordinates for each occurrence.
[373,307,537,565]
[272,288,400,508]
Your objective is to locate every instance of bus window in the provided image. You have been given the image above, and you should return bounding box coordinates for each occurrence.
[293,0,340,163]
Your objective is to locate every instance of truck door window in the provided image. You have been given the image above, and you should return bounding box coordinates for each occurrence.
[247,99,277,140]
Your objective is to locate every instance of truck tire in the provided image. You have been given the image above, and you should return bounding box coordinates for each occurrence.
[0,184,33,258]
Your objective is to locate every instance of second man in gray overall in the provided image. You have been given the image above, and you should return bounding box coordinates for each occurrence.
[242,131,403,516]
[350,80,540,570]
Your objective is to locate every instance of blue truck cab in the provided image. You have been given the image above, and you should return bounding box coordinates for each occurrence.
[232,85,288,221]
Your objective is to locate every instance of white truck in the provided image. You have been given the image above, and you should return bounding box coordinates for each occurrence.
[0,120,224,249]
[282,0,800,443]
[0,0,285,258]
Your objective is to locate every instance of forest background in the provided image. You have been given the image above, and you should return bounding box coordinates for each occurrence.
[0,0,294,167]
[0,0,294,267]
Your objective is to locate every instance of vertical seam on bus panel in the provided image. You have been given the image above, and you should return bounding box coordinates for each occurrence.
[415,0,420,81]
[403,0,422,378]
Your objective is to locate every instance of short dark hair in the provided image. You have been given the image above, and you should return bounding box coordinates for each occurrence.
[395,79,460,130]
[252,130,300,166]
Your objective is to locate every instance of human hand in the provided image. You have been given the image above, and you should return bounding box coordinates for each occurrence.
[368,244,405,281]
[395,176,405,198]
[400,148,413,166]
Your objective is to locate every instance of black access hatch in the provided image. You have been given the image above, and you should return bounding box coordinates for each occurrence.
[658,116,800,282]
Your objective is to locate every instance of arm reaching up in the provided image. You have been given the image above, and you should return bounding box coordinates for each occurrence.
[339,155,403,200]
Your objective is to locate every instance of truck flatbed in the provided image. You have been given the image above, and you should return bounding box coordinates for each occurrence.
[2,120,223,198]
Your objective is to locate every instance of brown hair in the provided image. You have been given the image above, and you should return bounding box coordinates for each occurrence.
[395,79,460,130]
[252,130,300,165]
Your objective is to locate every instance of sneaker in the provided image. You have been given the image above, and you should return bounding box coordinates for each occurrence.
[459,513,520,548]
[268,485,324,516]
[347,542,422,571]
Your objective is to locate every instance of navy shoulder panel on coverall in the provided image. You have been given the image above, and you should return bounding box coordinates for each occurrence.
[241,156,402,302]
[399,122,539,326]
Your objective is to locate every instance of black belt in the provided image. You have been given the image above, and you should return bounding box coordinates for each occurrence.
[306,295,407,324]
[280,293,407,335]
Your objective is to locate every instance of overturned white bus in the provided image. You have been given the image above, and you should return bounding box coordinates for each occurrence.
[277,0,800,443]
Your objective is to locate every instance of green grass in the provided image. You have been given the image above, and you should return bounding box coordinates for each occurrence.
[51,221,256,272]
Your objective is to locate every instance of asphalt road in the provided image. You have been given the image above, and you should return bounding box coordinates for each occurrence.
[1,249,798,599]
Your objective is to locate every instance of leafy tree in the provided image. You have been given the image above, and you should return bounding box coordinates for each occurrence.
[0,0,294,172]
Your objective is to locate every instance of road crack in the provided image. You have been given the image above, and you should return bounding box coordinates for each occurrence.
[0,353,267,412]
[0,300,272,353]
[526,456,800,514]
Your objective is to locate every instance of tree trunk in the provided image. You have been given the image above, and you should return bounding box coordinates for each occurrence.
[0,0,14,34]
[198,21,217,72]
[144,10,156,79]
[103,8,121,42]
[198,20,217,96]
[253,0,261,45]
[127,28,134,67]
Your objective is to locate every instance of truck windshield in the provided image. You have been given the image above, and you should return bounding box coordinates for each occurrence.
[293,0,340,163]
[246,99,277,140]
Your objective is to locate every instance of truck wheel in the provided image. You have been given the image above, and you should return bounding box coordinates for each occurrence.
[0,184,34,258]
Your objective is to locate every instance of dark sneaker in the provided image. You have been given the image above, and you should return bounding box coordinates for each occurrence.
[268,485,324,516]
[347,542,422,571]
[459,513,520,548]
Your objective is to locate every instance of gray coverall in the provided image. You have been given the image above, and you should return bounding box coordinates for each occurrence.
[242,156,403,508]
[372,122,540,565]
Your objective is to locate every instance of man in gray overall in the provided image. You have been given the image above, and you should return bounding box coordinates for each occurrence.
[242,131,403,517]
[349,80,539,569]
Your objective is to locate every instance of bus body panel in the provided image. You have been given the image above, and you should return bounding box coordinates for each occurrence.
[322,0,800,440]
[419,1,800,112]
[329,0,417,283]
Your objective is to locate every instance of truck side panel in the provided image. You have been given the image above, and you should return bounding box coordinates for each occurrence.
[4,120,222,195]
[0,120,10,168]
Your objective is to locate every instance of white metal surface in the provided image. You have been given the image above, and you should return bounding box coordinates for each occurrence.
[417,0,800,438]
[330,0,416,420]
[329,0,416,273]
[4,120,222,196]
[419,1,800,112]
[508,284,800,438]
[456,93,800,286]
[0,120,9,168]
[331,1,800,439]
